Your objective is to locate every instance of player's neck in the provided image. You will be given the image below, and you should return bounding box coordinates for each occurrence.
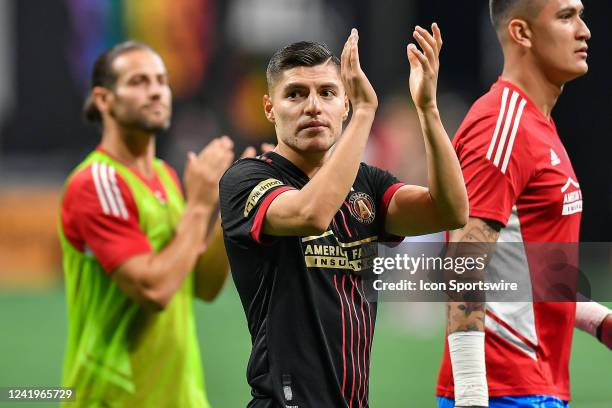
[274,144,327,178]
[501,63,563,119]
[100,125,157,179]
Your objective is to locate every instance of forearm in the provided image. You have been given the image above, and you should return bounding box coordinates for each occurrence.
[575,301,612,349]
[125,203,215,309]
[446,221,498,333]
[194,221,229,302]
[296,109,375,228]
[417,106,468,227]
[445,219,500,407]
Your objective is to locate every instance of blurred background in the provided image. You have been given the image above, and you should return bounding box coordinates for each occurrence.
[0,0,610,406]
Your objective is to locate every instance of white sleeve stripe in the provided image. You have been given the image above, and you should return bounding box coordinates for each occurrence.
[108,166,129,220]
[91,162,110,215]
[493,91,520,167]
[501,98,526,174]
[99,163,120,217]
[486,87,510,160]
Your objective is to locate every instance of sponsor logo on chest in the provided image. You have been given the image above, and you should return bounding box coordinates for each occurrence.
[561,177,582,216]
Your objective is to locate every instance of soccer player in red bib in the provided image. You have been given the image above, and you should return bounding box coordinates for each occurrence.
[59,42,237,406]
[436,1,612,407]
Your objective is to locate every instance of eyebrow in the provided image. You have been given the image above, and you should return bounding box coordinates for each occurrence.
[283,82,340,90]
[125,72,167,81]
[556,5,583,15]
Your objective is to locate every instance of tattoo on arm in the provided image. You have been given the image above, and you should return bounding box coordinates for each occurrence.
[446,218,501,334]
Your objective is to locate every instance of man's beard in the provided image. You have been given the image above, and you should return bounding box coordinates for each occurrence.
[110,104,171,133]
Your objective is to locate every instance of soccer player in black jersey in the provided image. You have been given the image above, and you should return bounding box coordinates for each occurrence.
[220,27,467,407]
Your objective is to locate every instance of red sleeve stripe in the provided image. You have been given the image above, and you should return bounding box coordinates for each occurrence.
[249,186,295,244]
[485,87,527,174]
[380,182,404,218]
[91,162,129,220]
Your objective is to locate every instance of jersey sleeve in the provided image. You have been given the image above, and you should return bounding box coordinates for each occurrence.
[455,111,535,226]
[362,164,405,242]
[219,158,296,245]
[61,164,152,273]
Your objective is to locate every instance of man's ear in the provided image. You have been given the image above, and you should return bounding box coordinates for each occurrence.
[342,94,350,122]
[507,18,533,48]
[263,94,275,124]
[92,86,111,116]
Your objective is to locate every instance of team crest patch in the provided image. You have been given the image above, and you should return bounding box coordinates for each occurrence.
[349,192,375,224]
[244,178,284,217]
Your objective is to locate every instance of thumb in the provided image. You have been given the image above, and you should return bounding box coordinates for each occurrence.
[185,151,197,169]
[406,44,418,67]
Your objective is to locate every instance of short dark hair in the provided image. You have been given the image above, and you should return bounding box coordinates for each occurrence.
[83,41,154,123]
[489,0,543,31]
[266,41,340,89]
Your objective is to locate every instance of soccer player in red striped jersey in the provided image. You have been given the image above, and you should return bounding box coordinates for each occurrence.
[59,42,238,406]
[436,1,612,407]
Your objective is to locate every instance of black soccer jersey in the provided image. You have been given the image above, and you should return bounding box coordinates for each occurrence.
[220,151,403,408]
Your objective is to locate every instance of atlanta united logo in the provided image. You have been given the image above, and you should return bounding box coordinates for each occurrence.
[349,192,375,224]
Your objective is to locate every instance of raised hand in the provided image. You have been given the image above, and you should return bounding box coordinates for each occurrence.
[184,136,235,207]
[407,23,442,110]
[340,28,378,113]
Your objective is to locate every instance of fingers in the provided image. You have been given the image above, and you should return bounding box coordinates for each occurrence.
[260,143,275,153]
[432,22,443,52]
[413,29,435,70]
[415,25,438,56]
[407,43,429,70]
[240,146,257,159]
[341,29,359,78]
[350,28,360,71]
[341,30,353,76]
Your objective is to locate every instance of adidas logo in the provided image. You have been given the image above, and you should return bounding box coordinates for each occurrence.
[550,148,561,166]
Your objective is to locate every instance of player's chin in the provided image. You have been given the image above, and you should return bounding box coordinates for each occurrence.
[566,64,589,82]
[571,57,589,74]
[143,118,171,133]
[299,137,334,153]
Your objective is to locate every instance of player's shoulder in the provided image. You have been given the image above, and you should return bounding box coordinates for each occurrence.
[65,160,126,193]
[455,81,534,159]
[221,154,282,184]
[358,162,387,178]
[357,162,401,192]
[63,159,132,219]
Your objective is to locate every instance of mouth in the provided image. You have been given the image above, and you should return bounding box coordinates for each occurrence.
[299,121,328,132]
[143,103,167,112]
[575,46,588,58]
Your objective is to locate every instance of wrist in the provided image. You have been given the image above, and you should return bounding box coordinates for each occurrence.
[352,105,377,117]
[416,104,439,116]
[597,313,612,348]
[183,202,215,223]
[448,331,488,407]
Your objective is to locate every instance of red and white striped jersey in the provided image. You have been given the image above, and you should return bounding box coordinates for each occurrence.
[436,79,582,401]
[61,147,182,273]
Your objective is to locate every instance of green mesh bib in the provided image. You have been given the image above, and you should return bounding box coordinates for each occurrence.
[58,151,210,408]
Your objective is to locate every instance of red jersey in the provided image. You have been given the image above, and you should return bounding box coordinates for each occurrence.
[61,148,182,272]
[436,79,582,400]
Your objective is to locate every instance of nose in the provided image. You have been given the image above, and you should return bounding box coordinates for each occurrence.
[149,87,161,101]
[577,17,591,41]
[304,93,322,116]
[148,79,164,101]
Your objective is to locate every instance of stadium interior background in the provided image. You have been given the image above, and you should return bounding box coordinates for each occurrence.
[0,0,610,406]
